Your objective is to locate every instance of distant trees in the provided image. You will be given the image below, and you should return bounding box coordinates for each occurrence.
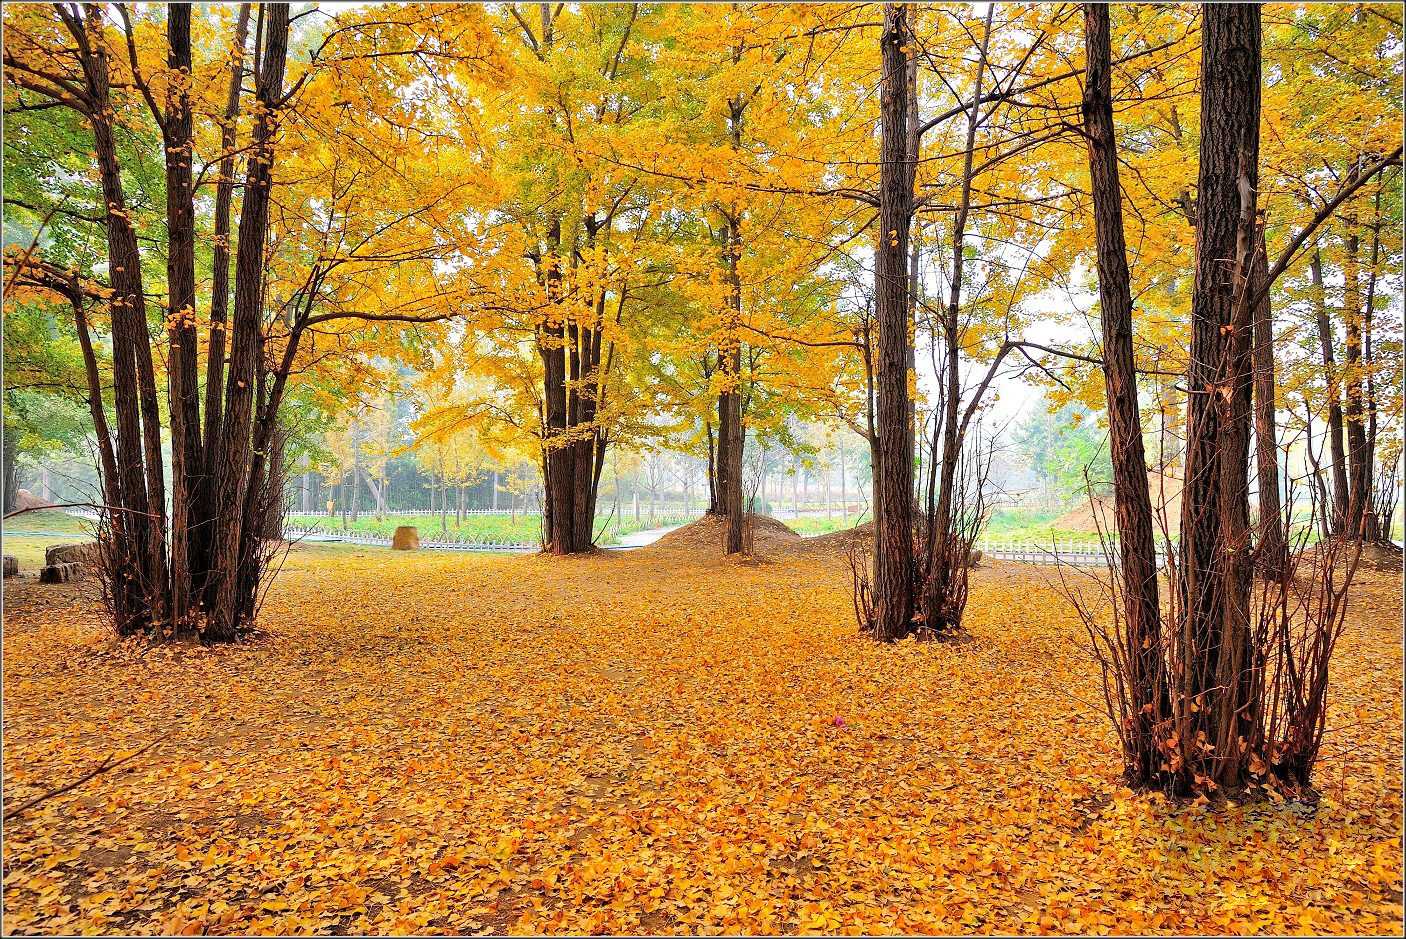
[1012,404,1113,503]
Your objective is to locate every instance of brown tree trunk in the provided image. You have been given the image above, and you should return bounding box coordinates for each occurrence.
[1361,188,1384,541]
[568,256,609,554]
[922,5,991,634]
[713,392,731,518]
[870,3,915,641]
[1311,249,1350,534]
[720,211,745,555]
[539,219,578,555]
[1249,226,1287,579]
[164,3,200,629]
[210,2,290,640]
[1176,0,1261,793]
[350,451,362,522]
[78,2,163,631]
[1341,191,1371,539]
[194,3,251,590]
[1081,2,1166,789]
[67,280,137,629]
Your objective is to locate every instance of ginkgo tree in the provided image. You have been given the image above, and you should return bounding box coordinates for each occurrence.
[2,1,505,638]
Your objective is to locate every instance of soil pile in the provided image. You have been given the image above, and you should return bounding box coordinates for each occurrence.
[649,514,801,553]
[1053,473,1184,533]
[799,521,874,556]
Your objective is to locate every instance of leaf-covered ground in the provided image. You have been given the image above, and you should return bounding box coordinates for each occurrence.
[2,541,1401,935]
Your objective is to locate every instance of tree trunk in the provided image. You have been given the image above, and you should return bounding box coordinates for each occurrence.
[922,5,992,635]
[194,3,251,590]
[1176,0,1261,794]
[539,219,579,555]
[870,3,916,641]
[1310,249,1350,534]
[164,3,200,629]
[1250,226,1287,578]
[350,454,362,522]
[719,211,746,554]
[1,416,17,515]
[1361,187,1384,541]
[210,3,290,640]
[1342,192,1371,539]
[1082,2,1168,789]
[81,2,164,631]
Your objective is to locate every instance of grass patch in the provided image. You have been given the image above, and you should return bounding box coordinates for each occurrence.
[2,509,94,536]
[0,534,71,571]
[284,511,701,547]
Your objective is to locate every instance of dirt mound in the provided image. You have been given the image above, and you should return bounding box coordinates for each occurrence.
[1053,473,1183,533]
[11,489,55,511]
[649,513,801,553]
[801,521,874,555]
[1319,539,1404,574]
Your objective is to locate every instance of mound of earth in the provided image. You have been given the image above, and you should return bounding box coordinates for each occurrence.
[1053,473,1184,533]
[649,513,801,553]
[801,521,874,554]
[10,489,55,512]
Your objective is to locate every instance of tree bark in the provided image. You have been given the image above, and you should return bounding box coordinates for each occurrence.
[1361,187,1384,541]
[539,219,579,554]
[1081,1,1166,789]
[1250,227,1287,579]
[1176,0,1261,793]
[1,417,17,516]
[210,2,290,640]
[1341,188,1371,539]
[720,211,745,554]
[164,3,199,629]
[78,2,164,630]
[922,4,991,634]
[870,3,915,641]
[1310,249,1349,533]
[194,3,251,589]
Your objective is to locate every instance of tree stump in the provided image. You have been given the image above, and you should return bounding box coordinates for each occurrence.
[39,561,82,584]
[391,526,420,550]
[3,555,18,577]
[45,542,102,566]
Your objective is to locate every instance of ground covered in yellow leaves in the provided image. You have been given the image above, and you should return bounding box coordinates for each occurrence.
[2,541,1402,935]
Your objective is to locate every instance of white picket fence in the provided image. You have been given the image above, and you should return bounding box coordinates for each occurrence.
[284,525,537,552]
[976,538,1173,567]
[65,507,1167,565]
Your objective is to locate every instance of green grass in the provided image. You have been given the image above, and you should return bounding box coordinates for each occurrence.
[2,509,94,536]
[3,511,95,572]
[969,507,1104,547]
[770,508,1104,544]
[784,515,865,536]
[0,534,70,571]
[284,512,700,547]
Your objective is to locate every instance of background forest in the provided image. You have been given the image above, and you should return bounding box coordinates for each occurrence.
[5,2,1400,555]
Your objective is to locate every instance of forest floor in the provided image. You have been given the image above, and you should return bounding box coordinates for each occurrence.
[1,535,1402,935]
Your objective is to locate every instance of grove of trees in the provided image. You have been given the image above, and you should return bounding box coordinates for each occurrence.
[3,2,1401,801]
